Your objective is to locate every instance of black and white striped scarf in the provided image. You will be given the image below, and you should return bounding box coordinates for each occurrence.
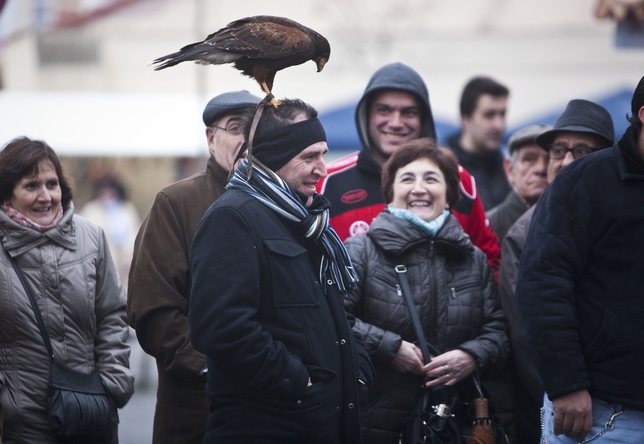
[227,159,358,293]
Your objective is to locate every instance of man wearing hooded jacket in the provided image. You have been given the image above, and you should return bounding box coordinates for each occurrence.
[318,62,500,279]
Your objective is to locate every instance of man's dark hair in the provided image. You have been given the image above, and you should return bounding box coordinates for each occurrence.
[381,138,461,208]
[243,99,318,141]
[627,75,644,130]
[459,76,509,118]
[0,136,74,206]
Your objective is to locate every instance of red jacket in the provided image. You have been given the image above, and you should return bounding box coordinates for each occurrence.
[318,150,500,281]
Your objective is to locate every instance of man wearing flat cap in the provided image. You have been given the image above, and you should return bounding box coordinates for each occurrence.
[127,90,261,444]
[517,83,644,443]
[189,98,373,444]
[500,99,615,443]
[486,123,551,241]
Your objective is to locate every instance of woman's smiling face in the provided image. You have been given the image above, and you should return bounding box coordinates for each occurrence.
[390,158,447,222]
[7,161,62,225]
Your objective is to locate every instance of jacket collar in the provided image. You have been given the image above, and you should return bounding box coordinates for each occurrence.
[502,190,530,213]
[616,126,644,181]
[206,155,231,190]
[356,147,383,177]
[367,211,474,257]
[0,202,76,257]
[446,131,505,168]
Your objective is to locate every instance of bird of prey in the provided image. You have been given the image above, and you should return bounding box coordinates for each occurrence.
[151,15,330,104]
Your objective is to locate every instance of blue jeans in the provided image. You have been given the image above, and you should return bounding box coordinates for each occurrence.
[541,394,644,443]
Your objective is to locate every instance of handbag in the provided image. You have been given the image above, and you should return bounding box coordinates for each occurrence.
[395,262,501,444]
[10,257,113,444]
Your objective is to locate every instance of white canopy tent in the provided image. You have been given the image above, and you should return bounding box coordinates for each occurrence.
[0,91,207,156]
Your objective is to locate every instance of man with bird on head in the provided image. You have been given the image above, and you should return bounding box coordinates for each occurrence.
[189,98,373,444]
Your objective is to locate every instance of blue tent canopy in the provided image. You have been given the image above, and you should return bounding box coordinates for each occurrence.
[506,88,633,144]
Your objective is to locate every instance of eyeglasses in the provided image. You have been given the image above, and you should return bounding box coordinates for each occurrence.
[546,143,599,160]
[212,123,244,136]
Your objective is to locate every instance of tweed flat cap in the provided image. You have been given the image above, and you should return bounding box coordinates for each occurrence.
[508,123,553,154]
[202,90,262,127]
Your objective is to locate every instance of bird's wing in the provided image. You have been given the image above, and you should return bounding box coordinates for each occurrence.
[203,18,315,60]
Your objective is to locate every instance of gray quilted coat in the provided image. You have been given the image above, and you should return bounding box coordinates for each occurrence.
[0,203,134,443]
[344,211,508,444]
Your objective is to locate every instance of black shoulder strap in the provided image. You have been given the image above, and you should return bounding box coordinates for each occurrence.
[395,261,440,365]
[395,256,487,398]
[10,256,55,359]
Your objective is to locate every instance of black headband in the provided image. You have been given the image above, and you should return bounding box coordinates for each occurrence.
[252,118,327,171]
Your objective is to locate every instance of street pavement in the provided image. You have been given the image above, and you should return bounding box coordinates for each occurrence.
[119,331,157,444]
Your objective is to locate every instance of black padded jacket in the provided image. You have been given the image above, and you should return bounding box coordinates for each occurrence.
[344,211,508,443]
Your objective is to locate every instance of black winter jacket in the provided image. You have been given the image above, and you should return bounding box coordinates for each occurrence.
[344,211,508,443]
[189,189,374,444]
[517,126,644,408]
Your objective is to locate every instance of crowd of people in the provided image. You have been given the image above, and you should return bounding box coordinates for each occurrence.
[0,64,643,444]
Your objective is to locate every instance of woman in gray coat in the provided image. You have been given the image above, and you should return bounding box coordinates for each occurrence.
[345,139,508,444]
[0,137,134,443]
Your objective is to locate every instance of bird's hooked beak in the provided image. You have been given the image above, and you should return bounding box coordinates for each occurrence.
[316,57,328,73]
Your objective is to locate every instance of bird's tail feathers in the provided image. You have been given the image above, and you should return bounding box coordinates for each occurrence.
[151,43,239,70]
[150,52,185,70]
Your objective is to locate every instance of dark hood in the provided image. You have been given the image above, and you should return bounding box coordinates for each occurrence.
[355,62,436,154]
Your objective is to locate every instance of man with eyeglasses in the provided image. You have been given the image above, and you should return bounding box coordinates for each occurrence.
[538,100,615,183]
[518,80,644,443]
[127,90,261,444]
[498,98,614,443]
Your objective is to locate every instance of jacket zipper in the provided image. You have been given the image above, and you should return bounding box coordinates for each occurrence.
[429,240,439,346]
[450,282,479,299]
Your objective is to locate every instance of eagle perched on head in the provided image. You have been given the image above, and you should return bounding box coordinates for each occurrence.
[152,15,330,103]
